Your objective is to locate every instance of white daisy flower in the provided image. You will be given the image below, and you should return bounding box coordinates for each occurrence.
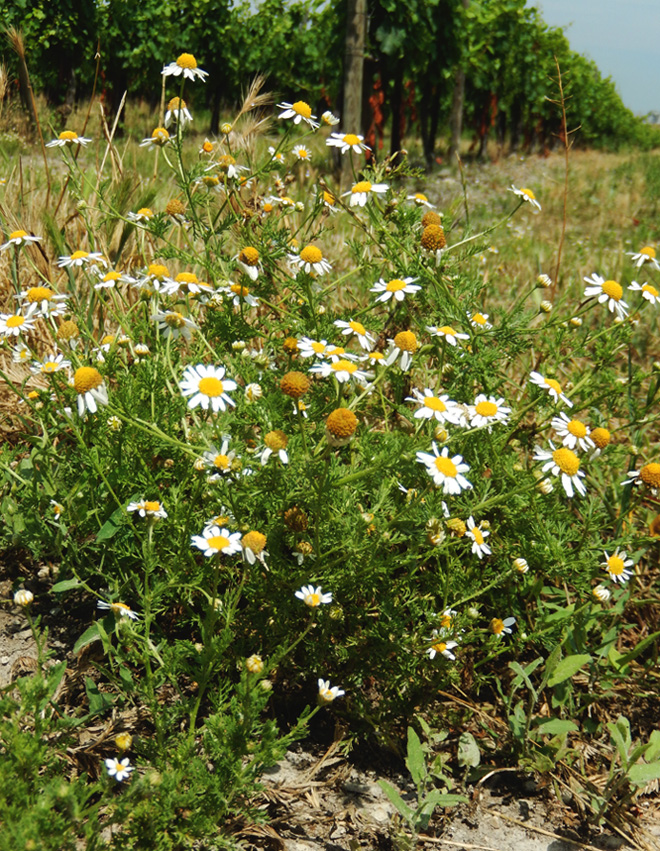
[621,462,660,492]
[97,601,140,620]
[0,304,38,337]
[73,366,108,416]
[529,371,573,407]
[508,185,541,210]
[14,589,34,607]
[236,247,261,281]
[467,311,492,330]
[58,250,106,268]
[583,273,629,319]
[601,549,634,584]
[309,357,370,384]
[18,285,69,318]
[551,412,594,452]
[384,331,418,372]
[161,53,209,82]
[223,282,259,308]
[416,443,472,495]
[343,180,389,207]
[490,616,516,637]
[255,430,289,465]
[592,584,611,602]
[318,678,345,704]
[326,132,370,154]
[139,128,171,149]
[191,526,242,557]
[241,531,268,567]
[288,244,332,276]
[164,96,193,127]
[628,281,660,306]
[295,584,332,607]
[215,154,248,180]
[406,388,460,425]
[29,353,71,375]
[297,338,331,359]
[292,144,311,161]
[466,516,491,559]
[370,276,420,303]
[203,438,236,479]
[0,229,42,251]
[46,131,92,148]
[12,342,30,363]
[426,633,458,660]
[179,364,237,413]
[126,499,168,520]
[627,246,660,270]
[268,145,286,164]
[533,442,586,498]
[469,395,511,430]
[407,192,435,208]
[277,100,319,129]
[426,325,469,346]
[105,757,134,782]
[151,310,197,341]
[333,319,375,351]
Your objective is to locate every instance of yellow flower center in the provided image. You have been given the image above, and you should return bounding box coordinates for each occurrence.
[642,284,659,297]
[602,280,623,300]
[280,371,310,398]
[490,618,504,635]
[111,603,132,615]
[472,527,484,545]
[300,245,323,264]
[434,456,457,478]
[305,592,321,606]
[148,264,169,278]
[167,97,187,110]
[310,341,326,353]
[438,325,457,337]
[640,463,660,488]
[70,250,89,260]
[74,366,103,393]
[414,193,428,202]
[176,53,198,69]
[566,420,587,438]
[9,230,28,240]
[552,447,580,476]
[166,199,186,216]
[265,430,288,451]
[213,454,230,469]
[6,315,24,328]
[152,127,169,141]
[164,312,185,327]
[640,246,656,258]
[606,555,625,575]
[369,352,384,361]
[207,535,230,551]
[440,614,453,629]
[343,133,360,145]
[202,141,214,152]
[420,224,446,250]
[103,272,121,282]
[520,188,536,200]
[296,148,309,158]
[292,101,312,118]
[242,531,266,554]
[144,501,161,512]
[393,331,417,352]
[326,407,358,437]
[545,378,562,396]
[263,202,273,212]
[472,313,487,325]
[432,641,447,654]
[386,279,407,292]
[327,345,345,357]
[239,247,259,265]
[348,320,366,335]
[332,359,357,374]
[230,284,250,297]
[425,396,447,412]
[27,286,54,302]
[323,191,336,206]
[176,272,198,284]
[42,361,58,373]
[475,401,497,417]
[590,427,611,449]
[59,131,78,141]
[198,377,224,397]
[101,334,115,346]
[218,154,237,169]
[352,181,372,194]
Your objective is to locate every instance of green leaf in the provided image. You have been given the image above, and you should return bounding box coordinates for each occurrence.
[96,505,125,542]
[457,732,481,768]
[547,654,592,687]
[406,727,427,788]
[534,718,579,735]
[615,631,660,668]
[51,578,81,593]
[73,616,115,654]
[540,645,563,690]
[377,780,414,822]
[628,762,660,787]
[608,716,632,765]
[85,677,114,715]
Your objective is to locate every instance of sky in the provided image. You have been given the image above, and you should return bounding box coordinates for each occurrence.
[532,0,660,114]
